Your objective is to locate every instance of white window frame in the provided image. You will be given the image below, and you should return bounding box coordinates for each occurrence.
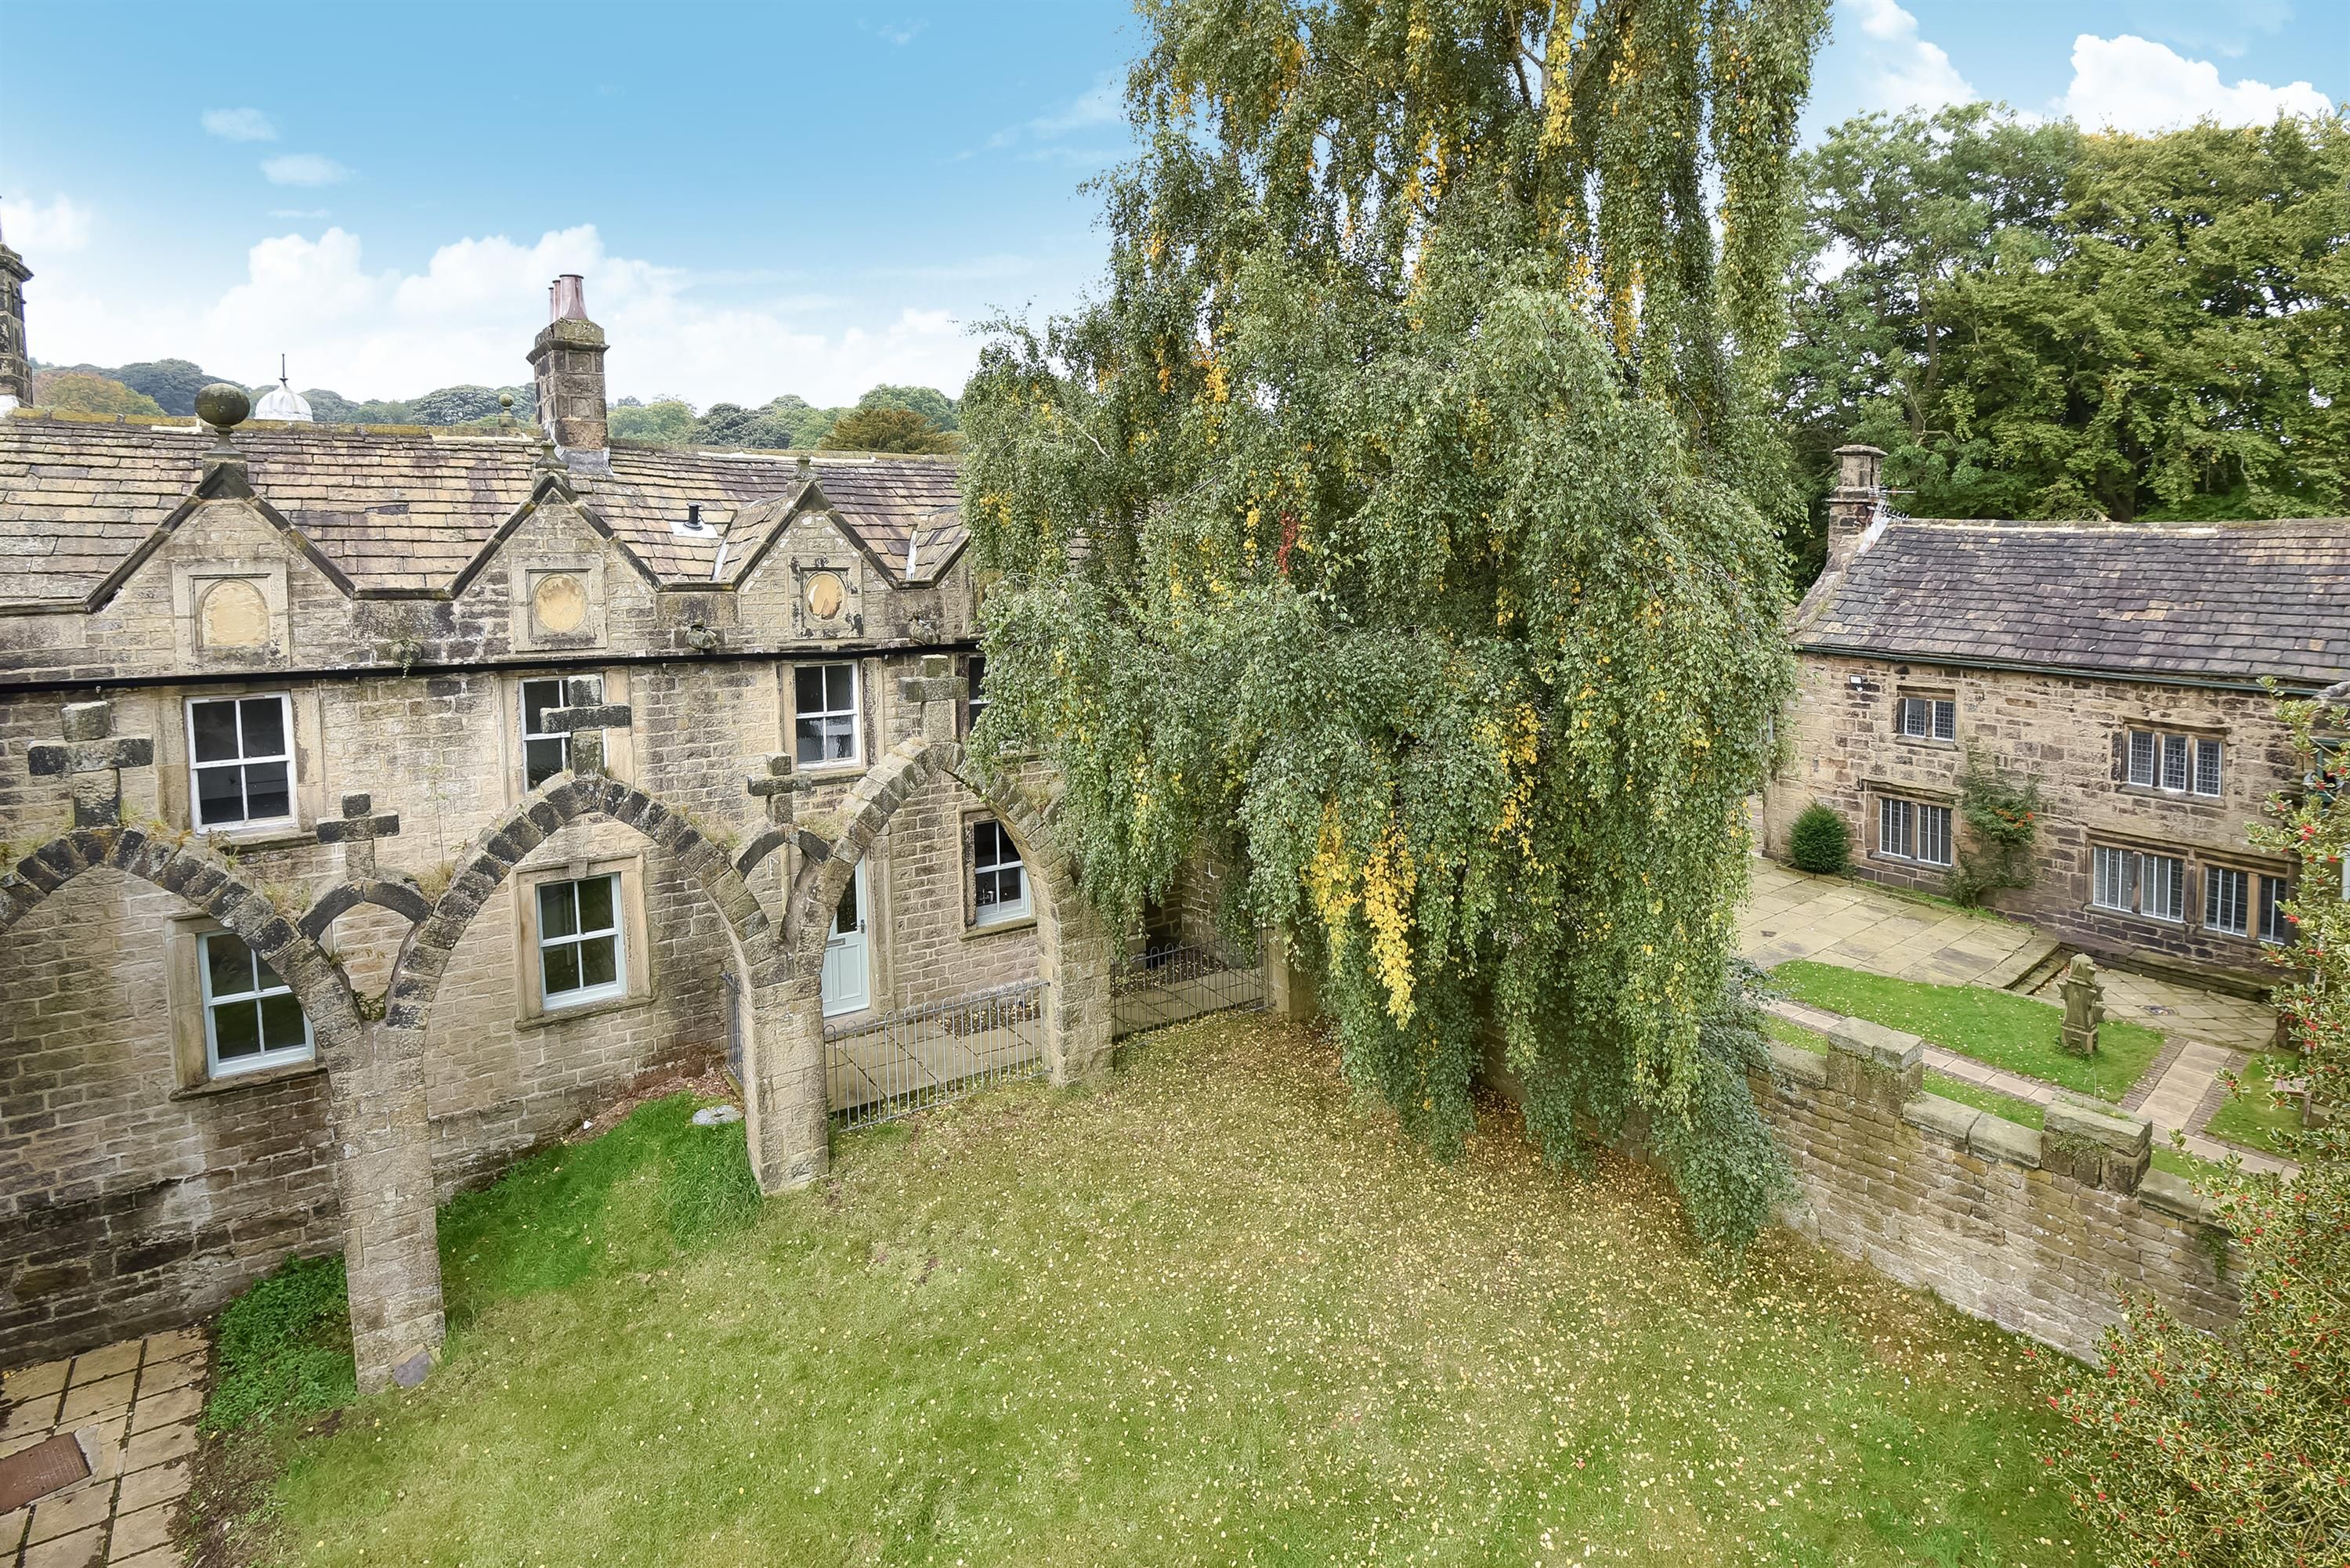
[2194,738,2224,797]
[2125,728,2222,798]
[1897,696,1955,742]
[197,930,313,1077]
[2092,846,2135,912]
[536,872,627,1010]
[971,818,1031,927]
[2258,873,2291,945]
[186,692,298,831]
[794,661,862,769]
[2204,864,2251,937]
[2090,844,2185,923]
[1875,796,1951,867]
[520,674,602,789]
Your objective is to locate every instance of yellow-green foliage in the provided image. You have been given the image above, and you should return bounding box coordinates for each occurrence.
[962,0,1827,1254]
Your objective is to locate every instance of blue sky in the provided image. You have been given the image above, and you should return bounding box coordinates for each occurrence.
[1,2,2340,406]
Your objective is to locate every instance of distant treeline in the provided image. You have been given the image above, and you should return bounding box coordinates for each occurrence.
[1782,106,2347,581]
[22,357,960,453]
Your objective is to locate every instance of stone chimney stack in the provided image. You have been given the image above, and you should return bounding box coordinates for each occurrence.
[0,215,32,410]
[526,273,608,467]
[1824,443,1885,573]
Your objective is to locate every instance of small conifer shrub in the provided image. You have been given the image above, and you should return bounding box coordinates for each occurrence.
[1788,804,1850,875]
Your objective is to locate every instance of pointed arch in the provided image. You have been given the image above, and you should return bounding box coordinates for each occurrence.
[0,825,361,1043]
[784,735,1109,1088]
[0,824,442,1394]
[383,771,783,1029]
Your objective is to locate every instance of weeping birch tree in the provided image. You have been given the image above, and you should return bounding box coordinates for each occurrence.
[962,0,1828,1252]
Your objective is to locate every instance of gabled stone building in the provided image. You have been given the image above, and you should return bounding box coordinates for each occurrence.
[0,273,1114,1385]
[1762,446,2350,991]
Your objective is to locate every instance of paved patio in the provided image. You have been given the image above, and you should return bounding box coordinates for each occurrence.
[1741,858,2290,1172]
[1739,859,2057,988]
[1,1331,201,1568]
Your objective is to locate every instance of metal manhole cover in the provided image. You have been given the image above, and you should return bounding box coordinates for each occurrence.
[0,1430,92,1513]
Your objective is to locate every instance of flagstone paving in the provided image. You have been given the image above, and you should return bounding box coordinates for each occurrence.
[1741,858,2291,1174]
[1,1332,200,1568]
[1739,858,2058,988]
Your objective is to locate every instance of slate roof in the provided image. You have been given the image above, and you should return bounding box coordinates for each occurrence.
[0,412,968,605]
[1799,518,2350,687]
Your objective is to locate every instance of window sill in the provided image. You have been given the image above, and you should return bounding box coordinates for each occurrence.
[796,762,869,783]
[171,1057,324,1100]
[1892,735,1958,747]
[2116,787,2224,806]
[964,914,1037,940]
[519,988,656,1031]
[2089,906,2186,928]
[1870,854,1950,871]
[201,825,314,853]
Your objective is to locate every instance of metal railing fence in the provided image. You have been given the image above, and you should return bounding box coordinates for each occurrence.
[1112,939,1266,1039]
[825,978,1048,1130]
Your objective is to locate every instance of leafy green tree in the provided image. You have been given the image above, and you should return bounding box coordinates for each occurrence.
[1781,104,2078,576]
[695,401,804,450]
[963,0,1824,1253]
[302,388,359,422]
[858,383,959,432]
[1786,108,2349,565]
[30,370,165,417]
[407,385,508,425]
[2041,692,2350,1565]
[822,405,957,453]
[108,359,218,417]
[610,399,698,446]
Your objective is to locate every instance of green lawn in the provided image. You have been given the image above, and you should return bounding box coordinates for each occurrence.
[2204,1053,2305,1154]
[1768,961,2163,1101]
[208,1015,2092,1567]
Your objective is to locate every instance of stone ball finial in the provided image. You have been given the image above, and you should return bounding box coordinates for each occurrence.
[195,383,251,431]
[499,392,515,410]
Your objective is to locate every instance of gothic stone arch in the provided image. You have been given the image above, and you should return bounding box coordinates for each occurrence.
[770,733,1113,1184]
[0,826,443,1393]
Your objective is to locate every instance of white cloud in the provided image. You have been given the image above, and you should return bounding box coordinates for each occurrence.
[1837,0,1973,115]
[261,154,352,188]
[1030,70,1122,135]
[964,69,1128,162]
[24,223,980,406]
[0,193,92,255]
[2060,35,2335,132]
[201,107,278,143]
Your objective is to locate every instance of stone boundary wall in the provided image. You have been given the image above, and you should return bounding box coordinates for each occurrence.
[1348,926,2257,1362]
[1751,1006,2238,1358]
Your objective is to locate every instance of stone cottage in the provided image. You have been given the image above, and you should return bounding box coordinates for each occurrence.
[1762,445,2350,992]
[0,268,1115,1387]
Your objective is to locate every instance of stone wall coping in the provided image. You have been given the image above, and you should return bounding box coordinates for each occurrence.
[1902,1092,1979,1145]
[2138,1168,2225,1226]
[2045,1093,2155,1154]
[1967,1109,2043,1169]
[1825,1013,1924,1075]
[1766,1039,1830,1086]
